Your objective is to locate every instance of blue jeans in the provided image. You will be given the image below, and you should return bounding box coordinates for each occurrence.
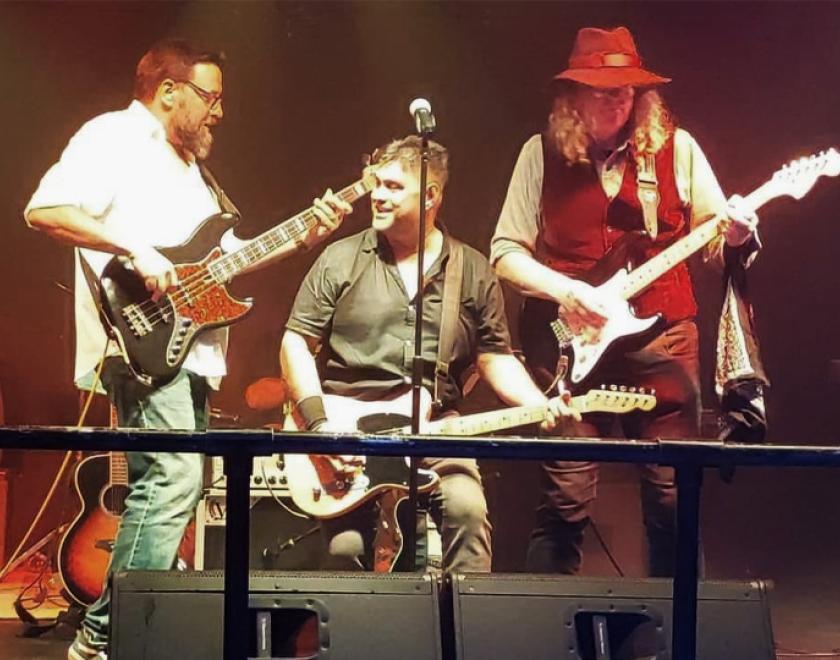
[82,359,207,647]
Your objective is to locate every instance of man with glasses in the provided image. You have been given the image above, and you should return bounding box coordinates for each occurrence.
[491,26,759,576]
[24,39,350,660]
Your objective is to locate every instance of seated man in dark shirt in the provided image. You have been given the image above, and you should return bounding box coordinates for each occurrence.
[280,136,575,572]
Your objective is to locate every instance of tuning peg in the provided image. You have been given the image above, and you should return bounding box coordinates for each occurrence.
[619,385,627,392]
[639,387,646,394]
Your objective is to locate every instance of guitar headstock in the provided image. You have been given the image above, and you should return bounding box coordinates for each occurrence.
[578,385,657,414]
[770,148,840,200]
[360,163,377,194]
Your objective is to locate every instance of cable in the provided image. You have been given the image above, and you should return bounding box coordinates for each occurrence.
[260,457,308,519]
[588,518,625,577]
[0,348,108,581]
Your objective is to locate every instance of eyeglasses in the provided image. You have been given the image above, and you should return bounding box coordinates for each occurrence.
[182,80,223,110]
[590,86,635,101]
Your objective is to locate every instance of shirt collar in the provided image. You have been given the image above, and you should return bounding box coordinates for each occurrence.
[362,226,452,276]
[127,99,167,141]
[589,130,632,164]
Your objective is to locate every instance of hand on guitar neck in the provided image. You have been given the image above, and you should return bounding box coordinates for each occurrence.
[722,194,760,247]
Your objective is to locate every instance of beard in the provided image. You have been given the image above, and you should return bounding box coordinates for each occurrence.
[171,104,214,161]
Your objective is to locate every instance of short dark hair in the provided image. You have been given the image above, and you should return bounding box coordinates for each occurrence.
[371,135,449,187]
[134,38,225,102]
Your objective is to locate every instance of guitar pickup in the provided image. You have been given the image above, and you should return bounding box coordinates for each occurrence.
[122,304,153,337]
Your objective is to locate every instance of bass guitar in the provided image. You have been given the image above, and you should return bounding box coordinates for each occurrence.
[522,149,840,388]
[97,172,375,385]
[282,385,657,519]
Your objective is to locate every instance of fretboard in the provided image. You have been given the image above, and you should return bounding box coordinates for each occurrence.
[426,393,592,436]
[209,178,372,282]
[429,404,550,436]
[620,180,773,301]
[109,452,128,486]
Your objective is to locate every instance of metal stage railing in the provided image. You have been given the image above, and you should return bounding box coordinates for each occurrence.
[3,426,840,660]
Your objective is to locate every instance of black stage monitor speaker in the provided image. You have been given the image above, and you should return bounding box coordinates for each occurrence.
[448,574,775,660]
[111,570,441,660]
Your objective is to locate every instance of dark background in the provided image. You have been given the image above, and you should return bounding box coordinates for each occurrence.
[1,2,840,642]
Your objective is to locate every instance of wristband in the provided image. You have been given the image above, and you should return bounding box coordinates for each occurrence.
[297,395,327,431]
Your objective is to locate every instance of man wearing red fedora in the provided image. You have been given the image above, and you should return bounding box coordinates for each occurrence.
[491,27,760,576]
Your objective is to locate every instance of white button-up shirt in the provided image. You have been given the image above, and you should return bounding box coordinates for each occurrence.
[25,100,229,387]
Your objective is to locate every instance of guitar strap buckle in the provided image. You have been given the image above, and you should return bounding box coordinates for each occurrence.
[637,153,660,240]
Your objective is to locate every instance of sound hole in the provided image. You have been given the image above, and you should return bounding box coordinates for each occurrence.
[101,484,130,516]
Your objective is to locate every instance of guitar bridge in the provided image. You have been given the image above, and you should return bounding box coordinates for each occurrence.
[550,318,573,346]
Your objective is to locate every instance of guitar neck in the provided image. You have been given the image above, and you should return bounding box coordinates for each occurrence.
[620,179,776,301]
[209,178,371,281]
[109,451,128,486]
[427,394,593,436]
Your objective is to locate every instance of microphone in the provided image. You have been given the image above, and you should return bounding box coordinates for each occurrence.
[409,98,436,135]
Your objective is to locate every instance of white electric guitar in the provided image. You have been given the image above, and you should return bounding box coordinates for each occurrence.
[282,386,657,519]
[522,149,840,388]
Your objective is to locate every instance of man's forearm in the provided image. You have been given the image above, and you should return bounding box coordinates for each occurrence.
[477,352,547,407]
[26,205,140,255]
[495,251,574,303]
[280,330,324,402]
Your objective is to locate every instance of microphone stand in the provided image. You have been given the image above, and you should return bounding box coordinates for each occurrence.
[404,133,431,572]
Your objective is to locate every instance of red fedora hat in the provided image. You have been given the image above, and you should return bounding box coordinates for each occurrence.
[554,26,671,88]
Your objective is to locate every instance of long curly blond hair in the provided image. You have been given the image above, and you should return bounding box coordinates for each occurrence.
[546,84,675,166]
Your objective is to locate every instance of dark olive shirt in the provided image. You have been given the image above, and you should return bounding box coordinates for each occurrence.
[286,227,512,410]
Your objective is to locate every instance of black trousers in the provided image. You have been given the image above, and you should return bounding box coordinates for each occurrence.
[527,319,701,577]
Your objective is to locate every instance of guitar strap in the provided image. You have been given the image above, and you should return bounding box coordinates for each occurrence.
[433,238,465,411]
[636,152,660,240]
[198,164,241,217]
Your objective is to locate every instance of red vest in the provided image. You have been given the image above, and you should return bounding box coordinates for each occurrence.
[539,135,697,323]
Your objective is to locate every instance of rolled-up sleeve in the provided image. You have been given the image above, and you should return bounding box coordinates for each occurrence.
[285,248,338,341]
[24,118,122,225]
[474,261,513,355]
[490,134,544,265]
[675,129,727,229]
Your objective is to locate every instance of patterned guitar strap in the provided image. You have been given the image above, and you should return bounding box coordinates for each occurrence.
[715,241,769,444]
[636,152,660,240]
[636,151,768,444]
